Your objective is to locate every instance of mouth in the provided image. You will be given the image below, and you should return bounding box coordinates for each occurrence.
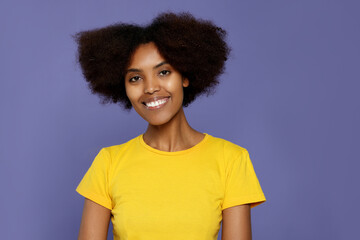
[142,97,170,110]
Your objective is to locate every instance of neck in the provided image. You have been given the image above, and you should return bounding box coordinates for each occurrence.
[143,108,204,152]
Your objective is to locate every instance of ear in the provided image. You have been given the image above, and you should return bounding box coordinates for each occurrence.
[182,78,189,87]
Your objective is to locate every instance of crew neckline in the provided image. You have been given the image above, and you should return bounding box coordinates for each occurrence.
[138,133,209,156]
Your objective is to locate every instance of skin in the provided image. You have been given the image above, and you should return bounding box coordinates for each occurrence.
[124,42,204,150]
[78,42,252,240]
[78,199,111,240]
[222,204,252,240]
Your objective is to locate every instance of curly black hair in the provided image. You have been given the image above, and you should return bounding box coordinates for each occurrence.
[74,12,230,109]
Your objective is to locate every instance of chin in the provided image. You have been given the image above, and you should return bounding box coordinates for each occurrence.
[144,116,172,126]
[133,104,183,126]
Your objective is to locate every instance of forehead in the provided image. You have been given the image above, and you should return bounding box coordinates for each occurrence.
[128,42,165,68]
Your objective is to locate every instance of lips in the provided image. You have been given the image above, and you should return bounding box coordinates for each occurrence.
[142,96,170,110]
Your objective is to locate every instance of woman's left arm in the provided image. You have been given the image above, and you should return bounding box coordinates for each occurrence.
[221,204,252,240]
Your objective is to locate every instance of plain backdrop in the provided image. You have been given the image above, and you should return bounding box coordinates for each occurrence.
[0,0,359,239]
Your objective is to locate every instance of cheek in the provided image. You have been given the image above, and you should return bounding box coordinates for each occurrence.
[125,85,141,103]
[164,80,184,97]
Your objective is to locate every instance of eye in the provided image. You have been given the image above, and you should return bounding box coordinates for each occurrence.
[129,76,141,82]
[159,70,171,76]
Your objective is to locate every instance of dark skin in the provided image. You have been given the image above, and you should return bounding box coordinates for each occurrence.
[124,42,204,151]
[78,42,252,240]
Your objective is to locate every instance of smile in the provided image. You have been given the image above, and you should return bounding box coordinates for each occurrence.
[143,97,170,110]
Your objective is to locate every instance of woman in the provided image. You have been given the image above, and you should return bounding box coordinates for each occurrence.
[75,12,266,240]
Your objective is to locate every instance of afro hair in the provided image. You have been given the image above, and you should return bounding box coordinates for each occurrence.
[75,12,230,109]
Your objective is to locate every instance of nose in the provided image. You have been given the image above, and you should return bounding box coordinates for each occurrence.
[144,76,160,94]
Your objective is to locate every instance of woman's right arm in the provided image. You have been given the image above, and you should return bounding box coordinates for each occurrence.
[78,198,111,240]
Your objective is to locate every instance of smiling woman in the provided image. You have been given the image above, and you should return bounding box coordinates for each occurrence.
[125,42,189,126]
[75,12,266,240]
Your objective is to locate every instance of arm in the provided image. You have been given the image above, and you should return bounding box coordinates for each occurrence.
[78,198,111,240]
[221,204,251,240]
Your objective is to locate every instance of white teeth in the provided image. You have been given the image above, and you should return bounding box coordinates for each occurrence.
[146,98,167,107]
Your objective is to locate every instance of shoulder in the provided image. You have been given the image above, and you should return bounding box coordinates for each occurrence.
[206,133,249,158]
[100,135,140,159]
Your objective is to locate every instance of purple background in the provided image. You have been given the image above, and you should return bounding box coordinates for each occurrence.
[1,0,359,239]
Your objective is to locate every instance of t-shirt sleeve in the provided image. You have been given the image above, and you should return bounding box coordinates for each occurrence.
[222,148,266,210]
[76,148,112,210]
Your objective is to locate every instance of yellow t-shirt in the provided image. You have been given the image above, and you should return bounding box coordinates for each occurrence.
[76,133,266,239]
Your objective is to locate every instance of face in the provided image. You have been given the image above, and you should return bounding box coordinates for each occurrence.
[125,42,189,126]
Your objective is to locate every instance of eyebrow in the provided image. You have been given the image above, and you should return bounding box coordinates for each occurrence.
[126,61,169,73]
